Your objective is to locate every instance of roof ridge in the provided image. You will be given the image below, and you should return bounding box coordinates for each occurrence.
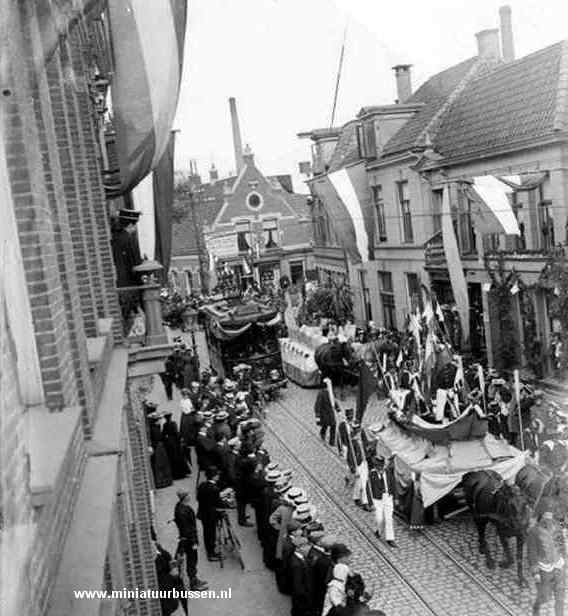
[414,58,494,148]
[553,39,568,131]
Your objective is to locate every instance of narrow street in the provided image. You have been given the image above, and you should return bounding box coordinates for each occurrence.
[150,330,554,616]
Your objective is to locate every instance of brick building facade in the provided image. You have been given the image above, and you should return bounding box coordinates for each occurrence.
[1,3,173,615]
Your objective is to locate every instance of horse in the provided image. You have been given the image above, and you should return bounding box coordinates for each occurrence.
[315,340,358,389]
[516,463,568,527]
[462,469,532,586]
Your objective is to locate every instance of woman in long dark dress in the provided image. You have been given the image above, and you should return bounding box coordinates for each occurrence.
[162,412,189,480]
[149,414,173,489]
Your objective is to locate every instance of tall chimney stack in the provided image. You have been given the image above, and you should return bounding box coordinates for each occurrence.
[475,28,501,60]
[229,97,244,174]
[392,65,412,103]
[499,5,515,62]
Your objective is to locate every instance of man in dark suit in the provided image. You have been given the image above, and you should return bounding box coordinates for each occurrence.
[196,466,227,560]
[174,491,207,590]
[289,541,314,616]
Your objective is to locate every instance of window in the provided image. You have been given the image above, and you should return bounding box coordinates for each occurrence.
[359,270,372,322]
[406,273,423,312]
[372,185,387,242]
[356,120,377,160]
[236,221,251,252]
[431,189,443,234]
[378,271,396,330]
[537,185,554,250]
[184,270,193,294]
[397,181,413,242]
[457,188,476,255]
[290,261,304,284]
[263,218,279,249]
[246,191,263,210]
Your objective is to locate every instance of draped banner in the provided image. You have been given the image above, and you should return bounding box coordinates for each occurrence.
[441,185,470,342]
[107,0,187,195]
[132,173,155,260]
[471,176,520,236]
[311,162,374,264]
[153,131,176,276]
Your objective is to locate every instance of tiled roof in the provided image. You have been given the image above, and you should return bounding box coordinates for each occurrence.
[434,41,568,160]
[381,57,480,157]
[327,120,361,172]
[284,192,310,218]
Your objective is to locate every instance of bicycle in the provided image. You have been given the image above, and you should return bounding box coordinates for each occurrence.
[215,510,245,570]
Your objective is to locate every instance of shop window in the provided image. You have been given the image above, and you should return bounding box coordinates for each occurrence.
[290,261,304,284]
[406,272,423,312]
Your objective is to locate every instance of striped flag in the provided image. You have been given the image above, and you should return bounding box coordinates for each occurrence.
[108,0,187,195]
[311,162,374,263]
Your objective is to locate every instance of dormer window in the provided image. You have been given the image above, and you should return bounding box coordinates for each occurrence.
[246,191,263,210]
[356,119,377,160]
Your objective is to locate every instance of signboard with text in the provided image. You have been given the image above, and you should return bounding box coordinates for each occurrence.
[206,234,238,259]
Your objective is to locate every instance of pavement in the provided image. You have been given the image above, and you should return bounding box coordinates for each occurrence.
[149,328,559,616]
[149,329,290,616]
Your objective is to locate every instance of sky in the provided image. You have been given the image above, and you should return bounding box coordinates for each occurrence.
[173,0,568,192]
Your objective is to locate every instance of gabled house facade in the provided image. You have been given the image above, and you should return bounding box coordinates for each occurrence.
[301,9,568,373]
[172,100,313,294]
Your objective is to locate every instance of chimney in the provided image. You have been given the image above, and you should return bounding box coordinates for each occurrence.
[209,163,218,183]
[242,144,254,166]
[475,28,501,60]
[499,5,515,62]
[392,65,412,103]
[229,97,244,174]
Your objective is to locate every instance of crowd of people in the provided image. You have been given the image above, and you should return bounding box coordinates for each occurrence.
[144,355,387,616]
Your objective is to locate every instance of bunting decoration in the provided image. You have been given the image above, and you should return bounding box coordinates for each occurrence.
[107,0,187,195]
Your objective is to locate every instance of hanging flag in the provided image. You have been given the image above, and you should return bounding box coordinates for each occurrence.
[209,252,218,289]
[435,301,445,322]
[311,162,374,263]
[423,300,435,326]
[396,350,403,368]
[477,364,485,395]
[107,0,187,195]
[242,257,251,275]
[441,185,470,342]
[153,130,176,277]
[471,176,521,236]
[453,355,464,389]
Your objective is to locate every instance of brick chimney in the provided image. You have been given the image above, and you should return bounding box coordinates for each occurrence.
[499,5,515,62]
[392,64,412,103]
[475,28,501,60]
[229,97,244,173]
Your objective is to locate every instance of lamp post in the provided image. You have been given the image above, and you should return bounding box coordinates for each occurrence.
[182,304,199,354]
[133,259,169,346]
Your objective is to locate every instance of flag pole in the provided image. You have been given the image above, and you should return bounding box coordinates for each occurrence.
[514,369,525,450]
[324,377,341,451]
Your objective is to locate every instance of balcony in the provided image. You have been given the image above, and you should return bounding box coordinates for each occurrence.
[424,231,445,269]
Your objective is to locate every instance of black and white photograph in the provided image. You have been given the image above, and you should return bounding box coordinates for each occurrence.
[2,1,568,615]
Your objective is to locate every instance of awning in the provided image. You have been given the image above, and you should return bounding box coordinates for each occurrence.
[211,321,251,341]
[107,0,187,195]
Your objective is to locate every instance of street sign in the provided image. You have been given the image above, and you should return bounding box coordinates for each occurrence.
[206,234,238,258]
